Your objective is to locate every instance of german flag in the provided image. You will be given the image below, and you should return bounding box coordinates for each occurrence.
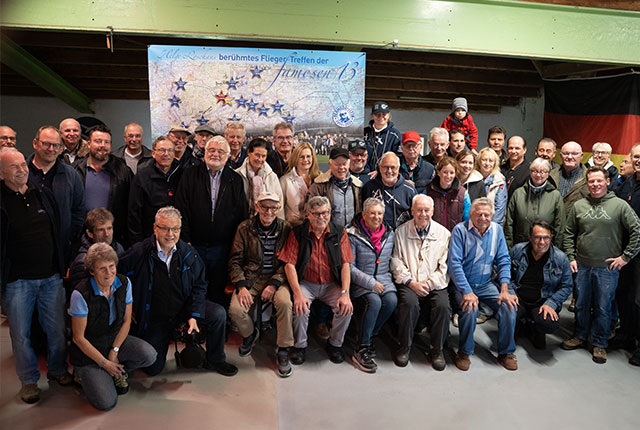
[543,73,640,157]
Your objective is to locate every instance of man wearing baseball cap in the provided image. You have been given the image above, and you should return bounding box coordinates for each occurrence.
[193,124,215,161]
[168,126,197,169]
[348,139,373,185]
[399,131,435,194]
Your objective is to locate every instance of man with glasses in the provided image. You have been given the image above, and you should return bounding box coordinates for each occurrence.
[167,126,197,170]
[119,206,238,376]
[27,125,85,262]
[228,192,294,377]
[175,136,248,306]
[267,122,294,177]
[348,139,373,185]
[549,141,588,214]
[279,196,354,365]
[509,221,572,349]
[399,131,434,194]
[113,123,151,174]
[0,125,17,148]
[128,136,182,243]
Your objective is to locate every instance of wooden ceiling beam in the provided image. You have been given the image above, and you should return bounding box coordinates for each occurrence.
[540,62,627,78]
[23,46,148,66]
[364,99,500,113]
[365,89,517,108]
[365,77,540,98]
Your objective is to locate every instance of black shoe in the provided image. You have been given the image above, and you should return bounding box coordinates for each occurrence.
[205,361,238,377]
[394,350,409,367]
[352,346,377,373]
[277,348,292,377]
[289,347,306,365]
[47,371,74,387]
[326,342,344,364]
[608,334,636,352]
[629,348,640,367]
[239,328,258,357]
[532,331,547,350]
[369,343,377,358]
[430,349,446,371]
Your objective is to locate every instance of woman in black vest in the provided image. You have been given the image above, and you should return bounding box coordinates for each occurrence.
[426,157,470,231]
[69,243,156,411]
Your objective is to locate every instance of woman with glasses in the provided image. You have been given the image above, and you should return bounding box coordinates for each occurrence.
[474,147,507,224]
[585,142,619,189]
[280,142,320,227]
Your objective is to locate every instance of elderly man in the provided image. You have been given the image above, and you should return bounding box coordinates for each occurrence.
[27,125,85,261]
[193,124,215,161]
[119,206,238,376]
[424,127,449,167]
[175,135,248,305]
[70,208,125,287]
[113,123,151,174]
[278,196,354,365]
[448,197,518,371]
[535,138,559,169]
[0,125,17,148]
[562,166,640,364]
[228,192,293,377]
[267,122,294,177]
[549,141,588,214]
[308,147,363,229]
[224,122,247,169]
[348,139,372,185]
[585,142,619,189]
[0,148,73,403]
[487,126,508,166]
[74,124,132,245]
[168,126,197,170]
[128,136,182,243]
[510,221,572,349]
[59,118,88,164]
[501,136,529,198]
[390,194,451,370]
[399,130,435,194]
[363,151,417,229]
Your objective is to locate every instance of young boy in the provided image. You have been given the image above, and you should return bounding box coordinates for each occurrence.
[440,97,478,150]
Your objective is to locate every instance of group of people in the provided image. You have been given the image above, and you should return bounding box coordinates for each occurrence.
[1,97,639,412]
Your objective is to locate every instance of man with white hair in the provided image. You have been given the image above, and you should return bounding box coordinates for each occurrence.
[549,141,589,214]
[59,118,88,164]
[424,127,450,167]
[391,194,451,370]
[585,142,619,189]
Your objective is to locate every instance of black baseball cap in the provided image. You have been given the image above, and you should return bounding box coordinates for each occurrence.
[329,147,349,160]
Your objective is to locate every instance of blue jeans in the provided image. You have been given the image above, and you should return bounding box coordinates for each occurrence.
[354,292,398,346]
[456,281,517,355]
[2,274,67,384]
[75,335,157,411]
[574,264,620,348]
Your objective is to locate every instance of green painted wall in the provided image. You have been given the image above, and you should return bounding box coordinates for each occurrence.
[2,0,639,65]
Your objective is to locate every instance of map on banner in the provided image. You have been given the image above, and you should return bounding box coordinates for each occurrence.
[148,45,366,139]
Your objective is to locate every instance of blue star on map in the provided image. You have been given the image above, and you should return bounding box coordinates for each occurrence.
[250,66,264,79]
[283,114,296,124]
[257,104,269,117]
[228,114,242,122]
[196,115,209,125]
[174,77,187,91]
[235,95,248,108]
[168,95,181,107]
[180,121,190,129]
[271,100,284,114]
[226,77,240,90]
[246,99,258,112]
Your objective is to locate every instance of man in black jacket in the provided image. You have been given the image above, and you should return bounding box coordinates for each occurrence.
[112,123,151,174]
[175,135,248,306]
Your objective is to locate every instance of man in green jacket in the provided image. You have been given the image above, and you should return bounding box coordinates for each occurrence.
[561,166,640,364]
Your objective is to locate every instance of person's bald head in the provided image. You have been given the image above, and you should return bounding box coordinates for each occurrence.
[59,118,81,150]
[560,141,583,172]
[379,152,400,186]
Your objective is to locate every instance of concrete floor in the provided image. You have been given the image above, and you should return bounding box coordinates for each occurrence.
[0,308,637,430]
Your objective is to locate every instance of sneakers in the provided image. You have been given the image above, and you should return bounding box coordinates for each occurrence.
[113,373,129,395]
[452,313,459,327]
[289,347,306,365]
[592,347,607,364]
[430,349,446,371]
[47,371,74,386]
[19,383,41,404]
[561,337,585,350]
[277,348,292,377]
[393,350,409,367]
[476,313,490,324]
[352,346,377,373]
[326,342,345,364]
[315,323,330,340]
[498,353,518,371]
[239,328,258,357]
[205,361,239,376]
[455,352,470,371]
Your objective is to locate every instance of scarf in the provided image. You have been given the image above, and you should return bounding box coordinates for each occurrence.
[331,174,351,191]
[360,217,385,255]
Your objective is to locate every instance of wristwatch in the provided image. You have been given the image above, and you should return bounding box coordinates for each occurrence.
[112,346,120,353]
[341,289,349,295]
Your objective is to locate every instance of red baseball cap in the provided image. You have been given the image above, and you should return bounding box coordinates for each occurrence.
[402,130,421,145]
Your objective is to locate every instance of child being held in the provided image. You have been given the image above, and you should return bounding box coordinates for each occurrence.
[440,97,478,150]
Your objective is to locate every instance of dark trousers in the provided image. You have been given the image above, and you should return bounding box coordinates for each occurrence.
[195,245,231,307]
[141,301,227,376]
[617,254,640,342]
[396,286,451,353]
[516,301,560,334]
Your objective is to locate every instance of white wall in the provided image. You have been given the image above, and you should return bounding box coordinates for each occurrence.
[1,95,544,160]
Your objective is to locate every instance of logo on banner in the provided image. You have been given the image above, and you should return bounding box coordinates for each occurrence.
[333,106,355,128]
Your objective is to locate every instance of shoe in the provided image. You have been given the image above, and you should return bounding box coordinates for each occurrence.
[352,346,377,373]
[430,349,446,371]
[452,313,459,327]
[113,373,129,395]
[276,348,292,377]
[19,384,41,404]
[326,342,344,364]
[368,343,377,358]
[592,347,607,364]
[608,333,636,352]
[498,353,518,371]
[394,350,409,367]
[47,371,74,386]
[315,323,330,340]
[476,313,489,324]
[239,328,258,357]
[629,348,640,367]
[205,361,239,376]
[568,295,575,313]
[561,337,585,350]
[532,332,547,350]
[455,352,471,371]
[289,347,306,365]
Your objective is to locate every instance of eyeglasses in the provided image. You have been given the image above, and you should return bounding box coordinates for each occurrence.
[531,235,551,242]
[310,210,330,218]
[259,203,280,213]
[37,139,62,150]
[206,148,228,155]
[155,225,181,233]
[530,169,549,175]
[380,165,398,171]
[126,134,142,139]
[154,148,175,154]
[561,152,581,157]
[275,135,293,141]
[0,136,16,142]
[593,151,610,156]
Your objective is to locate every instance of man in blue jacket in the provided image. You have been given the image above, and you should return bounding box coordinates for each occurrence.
[510,220,572,349]
[448,197,518,371]
[118,206,238,377]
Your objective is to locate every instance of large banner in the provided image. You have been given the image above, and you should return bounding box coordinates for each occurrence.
[148,45,366,141]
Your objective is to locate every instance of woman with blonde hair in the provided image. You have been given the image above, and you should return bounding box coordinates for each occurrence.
[474,147,507,224]
[280,141,320,226]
